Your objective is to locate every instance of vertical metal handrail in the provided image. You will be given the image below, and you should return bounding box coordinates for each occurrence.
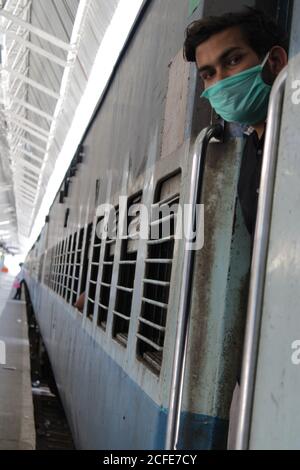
[165,123,224,451]
[234,65,288,450]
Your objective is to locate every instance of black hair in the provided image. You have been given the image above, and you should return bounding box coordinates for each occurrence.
[184,7,289,62]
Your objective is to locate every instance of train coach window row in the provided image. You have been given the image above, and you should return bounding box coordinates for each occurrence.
[72,228,84,305]
[46,228,91,305]
[38,174,181,375]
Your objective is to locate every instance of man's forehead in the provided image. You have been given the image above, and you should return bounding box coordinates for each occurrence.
[195,26,249,66]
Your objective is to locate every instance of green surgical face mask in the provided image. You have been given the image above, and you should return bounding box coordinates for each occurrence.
[201,53,272,125]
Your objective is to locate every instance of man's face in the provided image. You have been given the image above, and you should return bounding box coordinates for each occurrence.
[195,26,261,89]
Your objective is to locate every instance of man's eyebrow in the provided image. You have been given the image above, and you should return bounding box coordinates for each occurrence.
[197,47,245,73]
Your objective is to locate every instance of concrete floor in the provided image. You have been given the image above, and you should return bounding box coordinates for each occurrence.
[0,274,36,450]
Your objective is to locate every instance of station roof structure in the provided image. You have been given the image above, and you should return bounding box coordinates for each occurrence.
[0,0,144,256]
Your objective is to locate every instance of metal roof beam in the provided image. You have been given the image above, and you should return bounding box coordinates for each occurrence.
[8,69,60,100]
[12,135,46,154]
[9,114,50,138]
[18,149,43,164]
[18,180,37,193]
[19,185,35,196]
[4,0,32,31]
[18,175,39,188]
[9,127,25,148]
[19,193,35,205]
[9,121,48,143]
[11,78,26,104]
[18,188,35,201]
[10,40,29,71]
[18,159,41,175]
[19,168,39,181]
[9,33,69,68]
[20,161,42,173]
[11,97,54,122]
[7,18,30,57]
[1,9,73,52]
[9,52,29,94]
[18,184,36,197]
[17,177,38,190]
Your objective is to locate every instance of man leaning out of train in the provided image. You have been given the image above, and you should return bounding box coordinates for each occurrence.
[183,7,289,449]
[184,6,289,239]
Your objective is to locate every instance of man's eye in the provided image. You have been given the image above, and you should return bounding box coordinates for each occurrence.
[227,55,242,66]
[200,71,214,81]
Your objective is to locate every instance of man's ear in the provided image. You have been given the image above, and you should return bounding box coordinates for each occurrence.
[268,46,288,76]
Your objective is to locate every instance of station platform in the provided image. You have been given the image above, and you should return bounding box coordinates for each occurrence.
[0,273,36,450]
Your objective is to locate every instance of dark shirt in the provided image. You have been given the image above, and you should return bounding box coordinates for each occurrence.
[238,129,265,237]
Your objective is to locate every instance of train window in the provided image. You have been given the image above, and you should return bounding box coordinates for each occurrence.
[112,193,142,347]
[78,223,93,312]
[38,254,44,283]
[44,247,52,288]
[72,228,84,305]
[63,235,72,299]
[46,247,54,288]
[56,240,63,295]
[49,245,55,290]
[53,242,61,293]
[97,207,119,331]
[57,240,65,295]
[66,232,77,303]
[86,218,104,320]
[49,246,54,290]
[46,248,52,289]
[137,172,181,375]
[76,143,85,164]
[53,248,56,288]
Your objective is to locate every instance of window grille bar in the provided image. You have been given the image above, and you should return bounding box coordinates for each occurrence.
[147,236,175,245]
[136,334,164,352]
[145,259,172,264]
[116,285,133,293]
[113,310,130,321]
[152,193,180,209]
[142,297,168,309]
[150,213,177,227]
[101,281,111,288]
[98,303,108,310]
[143,278,170,287]
[105,239,116,245]
[138,317,166,332]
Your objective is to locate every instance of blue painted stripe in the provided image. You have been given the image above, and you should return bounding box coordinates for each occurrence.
[154,408,228,450]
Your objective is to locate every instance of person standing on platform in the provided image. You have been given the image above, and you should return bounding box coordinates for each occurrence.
[12,263,24,301]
